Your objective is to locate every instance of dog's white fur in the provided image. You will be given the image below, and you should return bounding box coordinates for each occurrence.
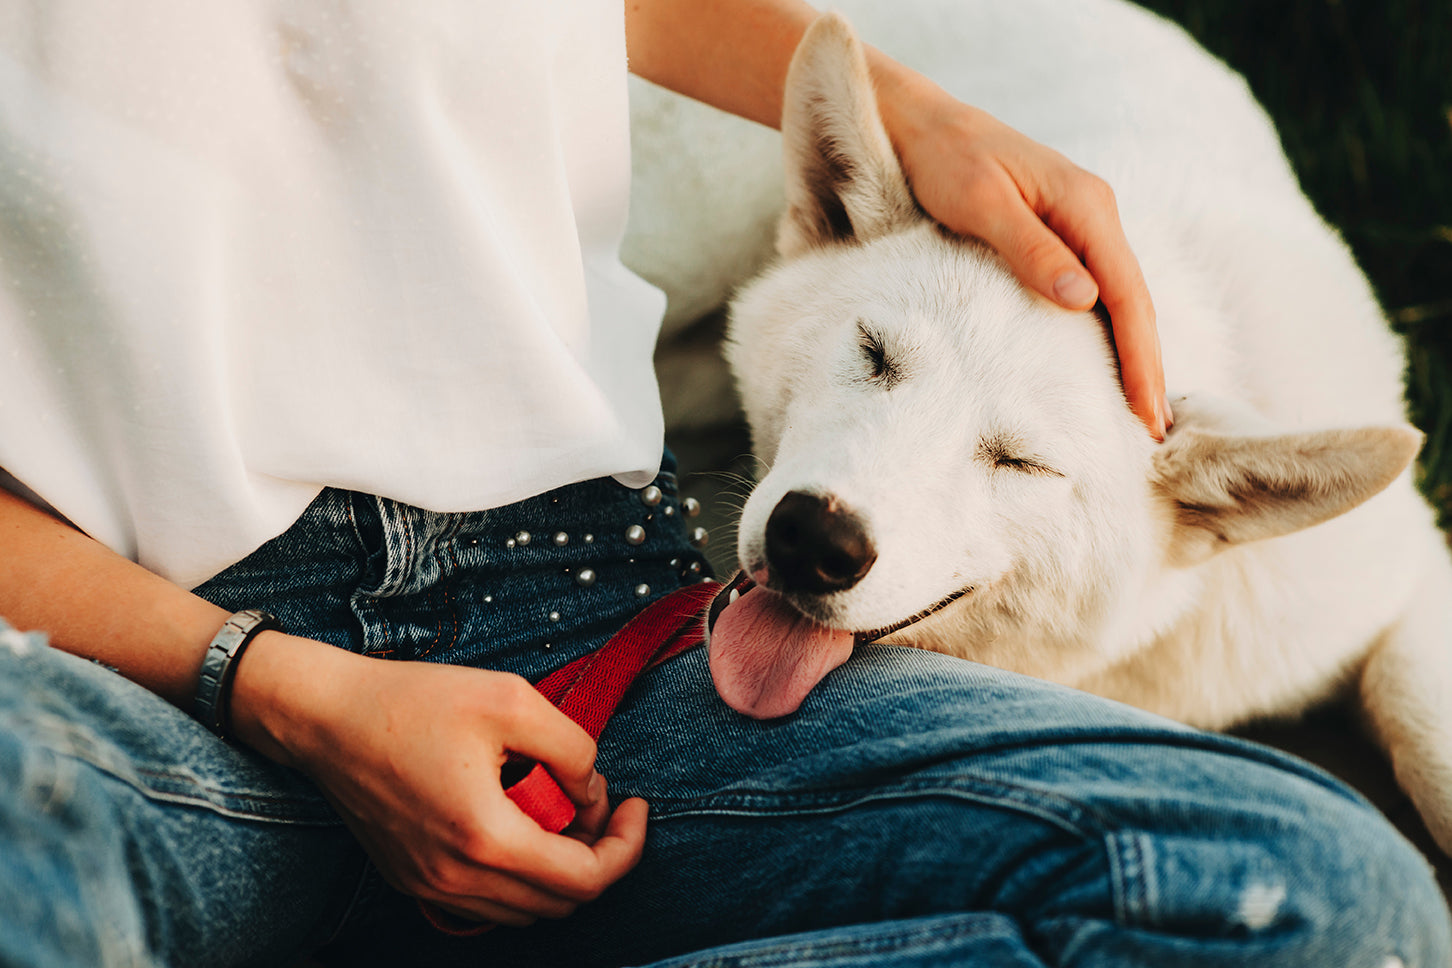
[624,1,1452,853]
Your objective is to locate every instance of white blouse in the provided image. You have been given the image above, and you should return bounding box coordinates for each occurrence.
[0,1,666,587]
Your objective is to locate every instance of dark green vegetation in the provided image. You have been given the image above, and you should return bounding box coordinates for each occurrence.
[1133,0,1452,524]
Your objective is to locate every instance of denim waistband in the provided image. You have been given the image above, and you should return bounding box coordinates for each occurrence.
[191,454,715,683]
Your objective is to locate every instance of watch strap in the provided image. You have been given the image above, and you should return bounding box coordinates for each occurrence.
[194,609,281,738]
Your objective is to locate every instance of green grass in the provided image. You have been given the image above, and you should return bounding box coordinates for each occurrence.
[1132,0,1452,524]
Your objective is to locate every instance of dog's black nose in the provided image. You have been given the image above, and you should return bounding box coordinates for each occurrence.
[765,491,877,594]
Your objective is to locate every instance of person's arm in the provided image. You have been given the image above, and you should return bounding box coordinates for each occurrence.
[0,488,646,925]
[625,0,1169,439]
[0,487,228,704]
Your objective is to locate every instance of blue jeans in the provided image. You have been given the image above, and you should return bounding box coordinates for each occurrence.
[2,462,1448,967]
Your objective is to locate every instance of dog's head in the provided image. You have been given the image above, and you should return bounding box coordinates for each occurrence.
[709,12,1420,719]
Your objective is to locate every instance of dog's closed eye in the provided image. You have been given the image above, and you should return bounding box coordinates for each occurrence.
[856,321,902,388]
[995,454,1062,475]
[980,435,1064,476]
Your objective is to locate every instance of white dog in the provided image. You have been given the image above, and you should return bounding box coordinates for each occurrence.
[624,2,1452,855]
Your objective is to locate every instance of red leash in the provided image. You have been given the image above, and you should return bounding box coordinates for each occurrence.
[420,579,723,935]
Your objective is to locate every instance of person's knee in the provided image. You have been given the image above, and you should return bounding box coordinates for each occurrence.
[1262,794,1449,968]
[1082,783,1451,967]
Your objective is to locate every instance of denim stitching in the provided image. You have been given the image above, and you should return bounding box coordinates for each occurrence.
[9,740,155,965]
[412,513,464,659]
[356,497,415,655]
[5,711,338,825]
[110,781,338,826]
[1104,830,1158,930]
[647,773,1101,841]
[372,498,411,598]
[364,497,393,596]
[438,515,464,654]
[1106,830,1130,927]
[444,542,462,654]
[343,490,368,563]
[397,500,416,596]
[30,742,76,817]
[418,585,447,660]
[438,551,461,658]
[1137,833,1160,929]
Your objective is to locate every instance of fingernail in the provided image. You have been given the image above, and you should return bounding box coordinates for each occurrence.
[1162,396,1174,430]
[588,771,605,803]
[1053,271,1096,307]
[1153,396,1166,438]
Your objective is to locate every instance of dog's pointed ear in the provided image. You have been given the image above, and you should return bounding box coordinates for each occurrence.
[1153,398,1422,565]
[776,12,920,258]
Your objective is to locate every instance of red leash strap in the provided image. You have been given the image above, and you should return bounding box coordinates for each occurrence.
[420,580,722,935]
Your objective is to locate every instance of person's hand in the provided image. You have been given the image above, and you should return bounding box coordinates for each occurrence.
[230,632,648,926]
[623,0,1166,437]
[876,72,1171,439]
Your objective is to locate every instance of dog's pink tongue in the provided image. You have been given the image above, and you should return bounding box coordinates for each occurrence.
[708,585,854,719]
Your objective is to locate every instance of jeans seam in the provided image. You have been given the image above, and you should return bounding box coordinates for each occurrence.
[1105,830,1157,930]
[438,544,463,658]
[344,490,368,564]
[368,497,413,599]
[112,765,340,826]
[419,523,464,659]
[351,497,414,655]
[394,499,415,597]
[5,711,338,826]
[647,775,1102,842]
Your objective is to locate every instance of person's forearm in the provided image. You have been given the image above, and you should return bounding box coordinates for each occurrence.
[625,0,813,129]
[0,486,355,765]
[0,487,230,709]
[625,0,937,135]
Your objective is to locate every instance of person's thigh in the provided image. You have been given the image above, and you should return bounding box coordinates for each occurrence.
[333,644,1450,968]
[0,622,362,968]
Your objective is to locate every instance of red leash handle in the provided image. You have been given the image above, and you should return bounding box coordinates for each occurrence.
[420,581,722,935]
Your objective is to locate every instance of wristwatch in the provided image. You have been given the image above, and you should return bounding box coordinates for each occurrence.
[193,609,282,739]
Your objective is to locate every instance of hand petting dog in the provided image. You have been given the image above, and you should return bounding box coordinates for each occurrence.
[875,74,1171,440]
[626,0,1170,440]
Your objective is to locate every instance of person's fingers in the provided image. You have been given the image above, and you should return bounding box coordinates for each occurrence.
[996,211,1099,309]
[962,187,1165,438]
[563,776,614,846]
[481,794,650,902]
[416,863,583,923]
[1037,172,1167,439]
[368,849,561,927]
[952,172,1099,311]
[1078,238,1164,440]
[965,176,1165,438]
[1107,305,1166,440]
[403,797,647,924]
[487,675,604,809]
[592,795,650,873]
[896,101,1167,437]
